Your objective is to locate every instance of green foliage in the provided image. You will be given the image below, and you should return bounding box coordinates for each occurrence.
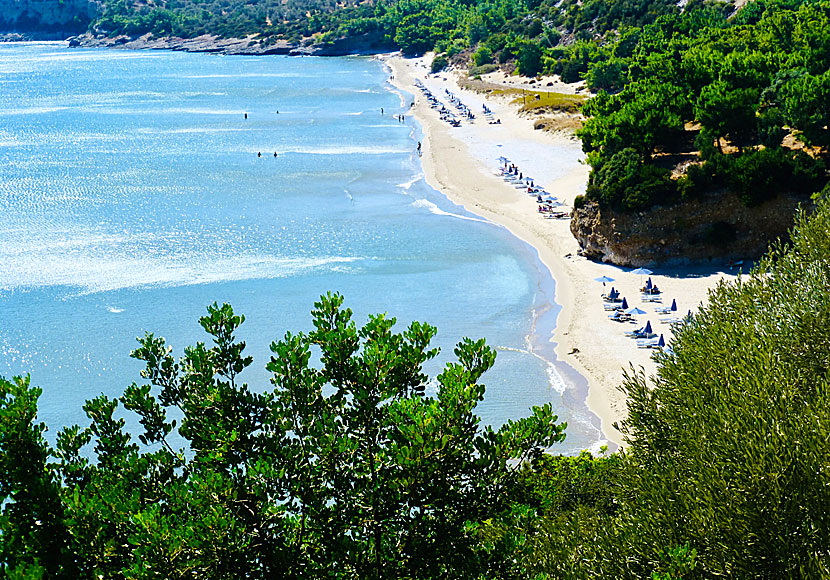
[613,197,830,577]
[485,193,830,579]
[1,294,566,578]
[431,53,449,72]
[578,0,830,211]
[585,147,675,209]
[585,56,629,91]
[708,147,827,205]
[0,377,71,578]
[516,42,543,76]
[473,45,493,67]
[651,545,697,579]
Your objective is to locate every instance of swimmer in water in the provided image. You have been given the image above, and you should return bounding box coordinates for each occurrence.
[257,152,261,158]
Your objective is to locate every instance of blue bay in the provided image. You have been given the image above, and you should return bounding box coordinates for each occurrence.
[0,43,603,453]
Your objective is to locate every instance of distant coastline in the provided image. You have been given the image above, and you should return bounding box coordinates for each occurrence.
[65,32,393,57]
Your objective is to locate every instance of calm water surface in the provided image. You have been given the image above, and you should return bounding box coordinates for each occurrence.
[0,43,604,453]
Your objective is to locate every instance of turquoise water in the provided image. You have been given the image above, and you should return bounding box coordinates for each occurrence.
[0,43,604,453]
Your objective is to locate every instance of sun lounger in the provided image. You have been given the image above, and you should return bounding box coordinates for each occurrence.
[624,327,645,336]
[641,294,662,303]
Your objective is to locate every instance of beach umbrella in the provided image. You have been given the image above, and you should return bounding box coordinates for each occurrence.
[594,276,615,284]
[631,267,653,287]
[644,320,653,334]
[657,334,665,348]
[498,156,509,163]
[670,298,677,312]
[621,297,629,310]
[626,306,647,316]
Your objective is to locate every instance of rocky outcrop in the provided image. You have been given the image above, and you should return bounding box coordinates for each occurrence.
[570,191,811,266]
[68,32,395,57]
[0,0,97,35]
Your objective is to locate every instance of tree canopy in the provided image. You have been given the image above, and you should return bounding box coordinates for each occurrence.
[0,293,565,579]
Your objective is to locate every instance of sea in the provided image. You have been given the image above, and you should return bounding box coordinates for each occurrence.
[0,43,606,454]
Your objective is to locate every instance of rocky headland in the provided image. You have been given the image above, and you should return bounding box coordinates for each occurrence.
[570,192,812,267]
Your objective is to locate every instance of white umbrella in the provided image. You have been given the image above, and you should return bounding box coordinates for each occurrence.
[631,267,653,287]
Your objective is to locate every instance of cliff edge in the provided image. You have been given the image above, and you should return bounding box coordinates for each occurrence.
[570,192,811,267]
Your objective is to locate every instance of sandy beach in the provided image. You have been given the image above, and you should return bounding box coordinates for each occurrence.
[386,54,737,447]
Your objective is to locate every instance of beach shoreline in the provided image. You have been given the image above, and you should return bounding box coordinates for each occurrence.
[385,54,736,448]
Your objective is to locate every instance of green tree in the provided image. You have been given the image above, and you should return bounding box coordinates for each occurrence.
[1,294,566,579]
[473,45,493,67]
[779,69,830,151]
[516,42,543,76]
[695,80,760,150]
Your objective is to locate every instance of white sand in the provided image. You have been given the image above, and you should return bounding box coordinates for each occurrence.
[386,55,736,447]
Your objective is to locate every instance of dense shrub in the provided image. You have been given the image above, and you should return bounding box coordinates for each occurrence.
[709,147,827,206]
[614,197,830,578]
[586,147,675,210]
[472,45,493,67]
[431,53,449,72]
[516,42,543,76]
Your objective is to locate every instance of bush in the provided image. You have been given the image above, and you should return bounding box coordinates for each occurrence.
[517,42,543,76]
[676,162,713,199]
[614,198,830,577]
[431,53,448,73]
[472,45,493,67]
[710,147,828,206]
[469,63,499,76]
[0,294,566,578]
[586,147,675,210]
[445,38,467,57]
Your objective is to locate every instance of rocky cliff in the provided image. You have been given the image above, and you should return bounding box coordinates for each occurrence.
[570,191,811,267]
[0,0,97,35]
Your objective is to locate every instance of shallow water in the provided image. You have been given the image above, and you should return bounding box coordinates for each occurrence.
[0,43,604,454]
